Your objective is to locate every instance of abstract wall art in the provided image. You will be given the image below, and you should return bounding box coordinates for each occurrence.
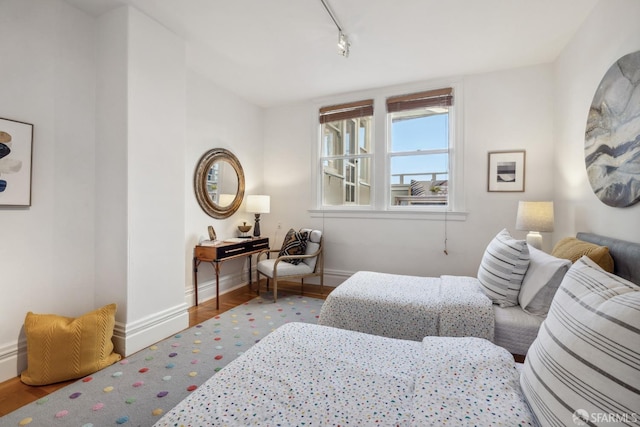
[487,150,526,192]
[585,50,640,208]
[0,118,33,206]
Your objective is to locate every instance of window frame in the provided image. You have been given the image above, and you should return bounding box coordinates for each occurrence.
[312,81,465,219]
[320,115,374,206]
[387,108,451,209]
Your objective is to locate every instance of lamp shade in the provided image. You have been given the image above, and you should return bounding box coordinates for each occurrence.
[516,201,554,232]
[246,195,270,214]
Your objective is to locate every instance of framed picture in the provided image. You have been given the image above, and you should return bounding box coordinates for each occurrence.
[0,118,33,206]
[487,150,525,192]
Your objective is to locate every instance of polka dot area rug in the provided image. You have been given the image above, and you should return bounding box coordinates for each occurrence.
[2,293,324,427]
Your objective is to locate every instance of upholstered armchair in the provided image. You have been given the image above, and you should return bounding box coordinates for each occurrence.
[256,228,324,302]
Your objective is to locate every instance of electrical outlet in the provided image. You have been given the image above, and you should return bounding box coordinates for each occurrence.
[277,222,282,229]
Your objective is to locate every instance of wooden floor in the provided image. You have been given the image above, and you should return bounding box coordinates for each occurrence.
[0,281,328,417]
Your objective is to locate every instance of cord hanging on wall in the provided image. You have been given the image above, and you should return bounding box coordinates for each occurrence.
[320,0,350,57]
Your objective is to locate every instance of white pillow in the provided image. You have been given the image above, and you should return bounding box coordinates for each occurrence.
[518,245,571,315]
[477,229,530,307]
[520,256,640,426]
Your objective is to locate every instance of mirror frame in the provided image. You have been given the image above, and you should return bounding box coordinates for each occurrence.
[194,148,245,219]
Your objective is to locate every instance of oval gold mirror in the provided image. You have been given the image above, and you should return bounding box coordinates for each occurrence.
[194,148,245,218]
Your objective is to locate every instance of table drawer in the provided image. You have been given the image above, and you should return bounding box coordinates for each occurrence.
[195,238,269,261]
[250,239,269,251]
[217,242,251,259]
[194,245,217,261]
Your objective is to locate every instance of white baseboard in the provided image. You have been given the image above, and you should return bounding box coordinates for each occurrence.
[187,269,255,305]
[112,302,189,357]
[0,338,27,382]
[188,268,350,305]
[0,303,190,383]
[0,269,353,383]
[322,268,352,287]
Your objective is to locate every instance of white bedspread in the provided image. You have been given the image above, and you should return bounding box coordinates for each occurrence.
[154,323,534,426]
[318,271,494,341]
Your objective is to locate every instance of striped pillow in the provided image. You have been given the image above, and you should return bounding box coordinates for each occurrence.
[410,179,426,196]
[477,229,530,307]
[521,256,640,426]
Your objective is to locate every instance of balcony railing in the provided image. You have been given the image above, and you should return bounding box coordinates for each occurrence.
[391,171,448,184]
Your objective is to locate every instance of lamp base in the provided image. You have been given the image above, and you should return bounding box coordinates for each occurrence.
[253,214,261,237]
[526,231,543,250]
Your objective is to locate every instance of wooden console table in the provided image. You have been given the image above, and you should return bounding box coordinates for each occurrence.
[193,237,269,308]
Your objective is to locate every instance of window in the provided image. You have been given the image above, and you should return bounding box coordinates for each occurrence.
[206,162,219,202]
[317,86,457,212]
[387,88,453,207]
[319,99,373,206]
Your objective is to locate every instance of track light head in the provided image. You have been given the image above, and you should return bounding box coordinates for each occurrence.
[337,31,350,57]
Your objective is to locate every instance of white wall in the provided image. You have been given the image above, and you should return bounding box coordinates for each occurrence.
[184,70,265,302]
[120,7,189,354]
[263,64,556,282]
[0,1,265,382]
[94,5,128,333]
[95,5,191,357]
[0,0,98,381]
[553,0,640,244]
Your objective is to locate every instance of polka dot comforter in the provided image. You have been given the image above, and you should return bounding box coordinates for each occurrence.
[154,322,534,426]
[318,271,494,342]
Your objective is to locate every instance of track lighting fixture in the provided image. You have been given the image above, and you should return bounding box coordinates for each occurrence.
[337,30,350,57]
[320,0,350,58]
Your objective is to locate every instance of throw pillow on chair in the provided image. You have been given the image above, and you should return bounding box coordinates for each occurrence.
[279,228,308,265]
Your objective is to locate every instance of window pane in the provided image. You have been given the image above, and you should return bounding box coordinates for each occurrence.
[358,119,371,153]
[345,120,356,155]
[390,153,448,185]
[391,111,448,152]
[321,157,371,206]
[390,154,448,206]
[320,114,372,207]
[322,159,342,206]
[322,123,340,157]
[357,157,371,205]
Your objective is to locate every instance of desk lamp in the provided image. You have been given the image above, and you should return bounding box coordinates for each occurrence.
[247,195,270,237]
[516,201,554,250]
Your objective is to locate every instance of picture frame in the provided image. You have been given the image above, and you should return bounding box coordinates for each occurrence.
[208,225,217,241]
[487,150,525,192]
[0,118,34,206]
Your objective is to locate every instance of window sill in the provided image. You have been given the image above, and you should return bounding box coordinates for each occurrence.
[309,208,468,221]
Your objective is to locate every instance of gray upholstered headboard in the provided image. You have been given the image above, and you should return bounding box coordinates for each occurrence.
[576,232,640,286]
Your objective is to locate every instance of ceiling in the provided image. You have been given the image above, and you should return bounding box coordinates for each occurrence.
[64,0,599,108]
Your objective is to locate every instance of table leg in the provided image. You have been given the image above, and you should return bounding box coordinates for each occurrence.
[193,258,200,306]
[213,260,220,310]
[248,254,254,293]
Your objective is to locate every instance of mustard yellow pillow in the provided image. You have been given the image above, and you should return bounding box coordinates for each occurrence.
[551,237,614,273]
[21,304,121,385]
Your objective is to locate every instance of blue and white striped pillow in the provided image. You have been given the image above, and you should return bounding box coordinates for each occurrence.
[477,229,530,307]
[410,179,426,196]
[521,256,640,426]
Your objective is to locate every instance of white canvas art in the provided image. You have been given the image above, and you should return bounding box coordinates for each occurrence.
[0,118,33,206]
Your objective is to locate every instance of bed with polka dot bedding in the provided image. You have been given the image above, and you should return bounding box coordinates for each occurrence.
[318,271,494,342]
[154,322,534,426]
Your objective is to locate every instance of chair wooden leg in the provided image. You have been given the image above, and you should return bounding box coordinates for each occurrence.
[255,271,261,296]
[273,278,278,303]
[301,278,304,296]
